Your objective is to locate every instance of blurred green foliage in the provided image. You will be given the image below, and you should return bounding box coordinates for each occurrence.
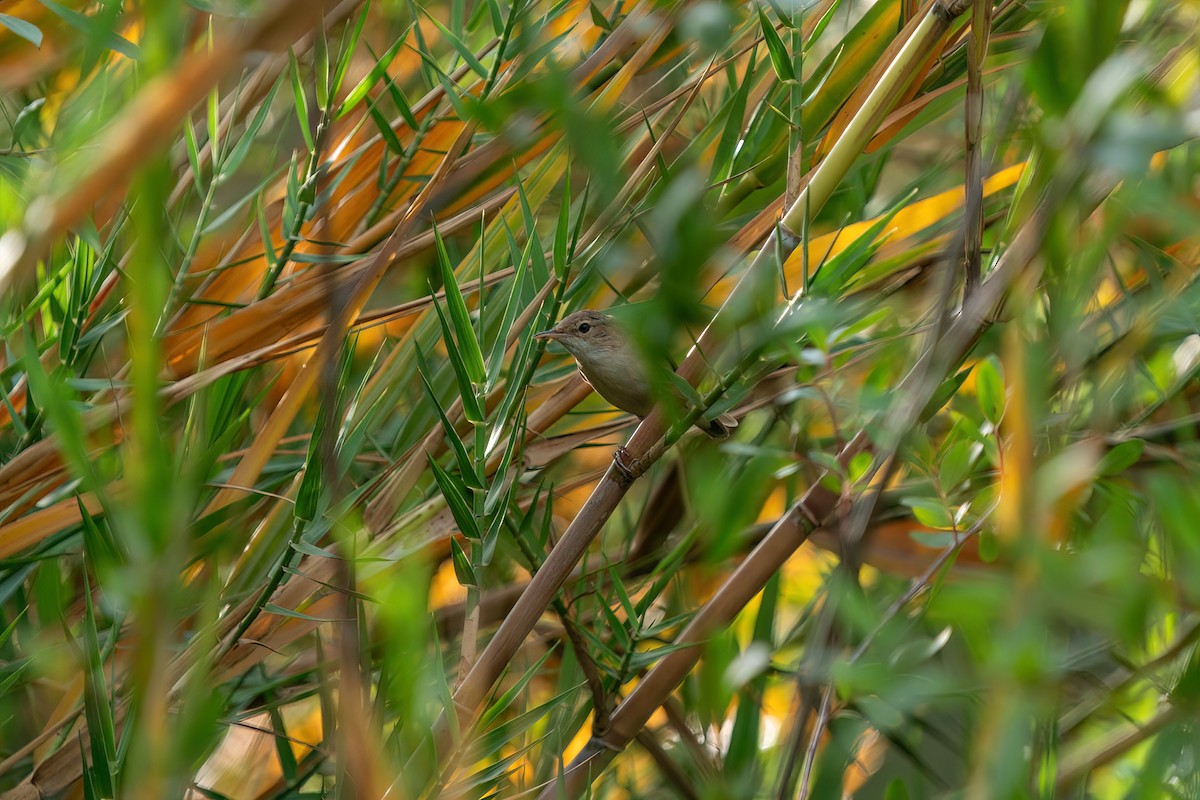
[0,0,1197,798]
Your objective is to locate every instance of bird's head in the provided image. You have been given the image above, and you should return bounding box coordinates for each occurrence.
[534,310,625,363]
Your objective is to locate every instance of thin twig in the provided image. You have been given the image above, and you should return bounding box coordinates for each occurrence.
[797,684,835,799]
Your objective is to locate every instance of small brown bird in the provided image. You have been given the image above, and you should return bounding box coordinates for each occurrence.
[535,309,737,440]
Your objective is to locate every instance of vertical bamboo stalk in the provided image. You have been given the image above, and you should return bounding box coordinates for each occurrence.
[963,0,993,296]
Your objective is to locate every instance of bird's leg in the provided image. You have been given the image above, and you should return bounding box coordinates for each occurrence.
[611,446,644,487]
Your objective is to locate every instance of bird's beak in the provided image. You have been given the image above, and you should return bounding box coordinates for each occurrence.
[534,329,559,340]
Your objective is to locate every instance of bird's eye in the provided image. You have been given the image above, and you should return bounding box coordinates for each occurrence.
[578,322,591,333]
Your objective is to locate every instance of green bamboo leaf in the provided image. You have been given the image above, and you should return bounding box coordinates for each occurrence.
[490,321,540,437]
[512,177,550,284]
[1099,439,1144,477]
[263,603,339,623]
[627,641,700,671]
[268,704,299,782]
[476,214,486,355]
[831,306,891,344]
[478,646,561,729]
[809,193,909,296]
[183,115,205,197]
[485,234,532,385]
[727,574,779,774]
[428,456,481,541]
[80,738,99,800]
[0,387,25,437]
[431,295,485,423]
[484,415,523,516]
[763,0,798,28]
[57,241,87,359]
[552,163,572,278]
[477,688,570,763]
[513,481,545,542]
[848,450,873,483]
[314,26,330,111]
[758,8,795,83]
[713,56,757,184]
[975,357,1006,425]
[367,99,406,155]
[295,460,321,525]
[256,198,277,265]
[901,497,955,530]
[425,58,473,123]
[78,497,124,570]
[641,613,695,639]
[574,623,617,660]
[609,567,639,626]
[202,168,281,235]
[479,0,503,34]
[449,537,478,587]
[462,748,528,790]
[290,540,339,559]
[434,224,487,385]
[415,342,483,489]
[289,251,361,264]
[922,367,972,422]
[37,0,139,58]
[288,49,314,151]
[666,371,704,408]
[588,1,612,32]
[278,152,300,240]
[482,500,507,568]
[207,85,221,162]
[338,33,408,120]
[331,0,371,99]
[80,575,118,797]
[909,530,958,549]
[278,566,376,597]
[499,216,526,282]
[806,0,846,47]
[221,79,281,179]
[0,13,43,47]
[22,333,96,488]
[939,439,974,491]
[382,69,420,131]
[421,9,489,80]
[10,96,43,148]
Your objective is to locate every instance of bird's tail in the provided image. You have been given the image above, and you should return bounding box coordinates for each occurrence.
[697,412,738,440]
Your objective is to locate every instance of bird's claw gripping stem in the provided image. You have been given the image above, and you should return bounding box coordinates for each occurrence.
[611,447,644,487]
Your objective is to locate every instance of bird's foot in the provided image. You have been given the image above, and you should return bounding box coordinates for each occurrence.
[611,446,644,487]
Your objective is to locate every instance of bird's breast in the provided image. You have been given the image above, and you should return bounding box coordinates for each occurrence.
[576,353,654,417]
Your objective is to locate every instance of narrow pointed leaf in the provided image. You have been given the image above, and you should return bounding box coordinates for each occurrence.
[434,225,487,385]
[331,0,372,99]
[221,79,281,178]
[415,343,483,489]
[289,49,314,150]
[449,536,478,587]
[428,456,481,541]
[758,8,795,83]
[422,10,489,80]
[431,295,485,423]
[338,33,408,119]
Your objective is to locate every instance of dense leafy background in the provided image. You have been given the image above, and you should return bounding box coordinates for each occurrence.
[0,0,1198,797]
